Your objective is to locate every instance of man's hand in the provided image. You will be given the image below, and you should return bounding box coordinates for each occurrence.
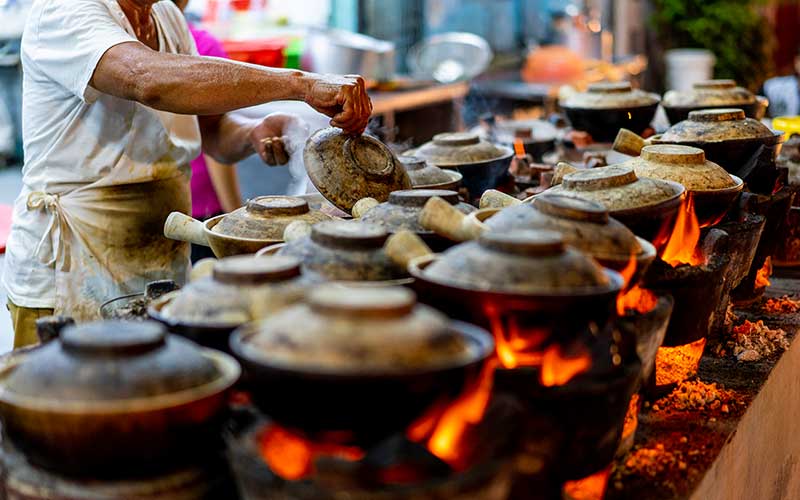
[249,112,298,166]
[305,74,372,135]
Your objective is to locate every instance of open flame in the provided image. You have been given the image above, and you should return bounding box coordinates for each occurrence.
[755,257,772,289]
[562,466,612,500]
[408,359,497,471]
[659,195,703,267]
[615,253,658,316]
[540,343,592,387]
[513,138,526,157]
[621,394,640,444]
[258,425,365,481]
[654,337,707,387]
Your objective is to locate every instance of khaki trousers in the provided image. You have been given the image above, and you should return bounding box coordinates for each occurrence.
[6,300,54,349]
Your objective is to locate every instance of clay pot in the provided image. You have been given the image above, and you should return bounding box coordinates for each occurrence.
[0,321,240,475]
[487,119,558,162]
[230,285,494,444]
[614,109,784,194]
[545,165,685,243]
[148,256,308,352]
[399,156,463,191]
[560,82,660,142]
[419,193,656,281]
[274,220,408,283]
[353,189,475,251]
[662,80,764,124]
[616,144,744,226]
[304,128,412,213]
[404,132,513,199]
[163,196,333,258]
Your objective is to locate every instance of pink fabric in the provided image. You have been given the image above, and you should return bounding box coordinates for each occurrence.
[189,25,228,218]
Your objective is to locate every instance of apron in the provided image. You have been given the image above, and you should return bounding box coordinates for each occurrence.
[24,7,197,321]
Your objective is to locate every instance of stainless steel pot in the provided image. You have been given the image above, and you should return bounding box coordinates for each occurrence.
[304,28,395,82]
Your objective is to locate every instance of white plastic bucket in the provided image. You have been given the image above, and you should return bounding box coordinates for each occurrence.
[665,49,716,91]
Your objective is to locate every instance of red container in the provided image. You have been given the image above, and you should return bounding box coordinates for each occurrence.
[222,39,287,68]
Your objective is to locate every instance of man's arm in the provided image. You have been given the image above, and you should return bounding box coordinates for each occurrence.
[90,41,371,139]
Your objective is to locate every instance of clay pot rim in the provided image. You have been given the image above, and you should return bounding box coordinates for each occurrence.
[405,146,514,168]
[652,129,782,146]
[230,319,495,377]
[204,215,284,245]
[0,349,240,414]
[148,293,244,331]
[409,254,624,298]
[411,169,463,190]
[538,179,686,216]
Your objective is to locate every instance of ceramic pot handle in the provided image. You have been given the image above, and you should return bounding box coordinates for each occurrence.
[551,162,580,186]
[613,128,648,157]
[385,230,433,269]
[163,212,209,247]
[419,197,483,242]
[283,220,312,242]
[479,190,521,209]
[351,198,380,218]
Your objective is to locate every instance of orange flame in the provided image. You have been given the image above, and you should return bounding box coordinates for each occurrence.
[540,343,592,387]
[514,138,526,157]
[258,425,364,480]
[409,359,497,471]
[659,195,703,267]
[654,338,707,387]
[563,466,612,500]
[755,257,772,289]
[489,312,548,370]
[621,394,640,443]
[617,285,658,316]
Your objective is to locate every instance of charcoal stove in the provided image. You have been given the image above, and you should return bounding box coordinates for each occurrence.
[0,439,238,500]
[732,184,797,304]
[225,400,522,500]
[642,230,730,392]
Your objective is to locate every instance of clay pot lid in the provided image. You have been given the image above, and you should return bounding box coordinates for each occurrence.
[659,108,774,143]
[484,194,644,261]
[423,229,613,294]
[625,144,735,191]
[409,132,512,166]
[213,255,301,285]
[388,189,460,207]
[213,196,331,241]
[399,156,454,186]
[562,82,660,109]
[494,119,558,142]
[304,128,412,213]
[2,321,221,403]
[309,285,416,317]
[662,80,756,108]
[532,193,610,224]
[549,165,684,212]
[310,220,389,249]
[235,285,476,374]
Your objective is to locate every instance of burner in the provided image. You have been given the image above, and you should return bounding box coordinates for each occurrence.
[225,401,521,500]
[0,440,238,500]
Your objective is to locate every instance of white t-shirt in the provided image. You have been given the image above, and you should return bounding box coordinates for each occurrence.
[3,0,202,308]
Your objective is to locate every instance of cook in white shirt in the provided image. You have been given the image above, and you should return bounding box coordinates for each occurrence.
[2,0,372,347]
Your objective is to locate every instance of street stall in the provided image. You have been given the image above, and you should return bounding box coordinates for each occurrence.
[0,1,799,499]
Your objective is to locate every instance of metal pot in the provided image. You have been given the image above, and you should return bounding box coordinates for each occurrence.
[304,28,395,82]
[148,256,308,352]
[560,82,660,142]
[229,285,494,445]
[305,128,412,213]
[0,321,240,475]
[353,189,475,252]
[545,165,685,243]
[404,132,513,200]
[615,144,744,227]
[614,109,784,194]
[99,280,180,320]
[163,196,333,258]
[419,193,656,281]
[662,80,765,124]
